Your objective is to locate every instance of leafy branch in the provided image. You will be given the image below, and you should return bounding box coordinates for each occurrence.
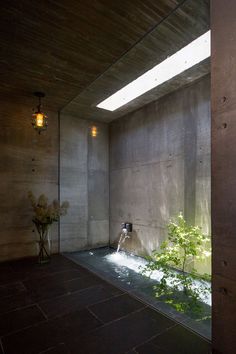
[143,213,211,314]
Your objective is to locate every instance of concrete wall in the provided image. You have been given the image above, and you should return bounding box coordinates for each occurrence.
[212,1,236,353]
[0,103,109,261]
[60,113,109,252]
[0,101,59,262]
[110,75,211,274]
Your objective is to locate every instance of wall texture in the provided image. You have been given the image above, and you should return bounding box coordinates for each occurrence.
[0,103,109,261]
[60,113,109,252]
[212,1,236,353]
[110,75,211,274]
[0,101,59,262]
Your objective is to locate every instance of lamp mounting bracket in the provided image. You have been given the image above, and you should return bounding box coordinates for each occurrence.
[33,92,45,98]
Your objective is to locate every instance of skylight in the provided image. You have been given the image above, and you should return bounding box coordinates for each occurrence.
[97,30,211,111]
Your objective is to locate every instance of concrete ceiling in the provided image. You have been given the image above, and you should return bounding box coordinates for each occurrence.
[0,0,209,120]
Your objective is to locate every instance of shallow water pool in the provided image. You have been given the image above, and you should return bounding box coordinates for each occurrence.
[65,247,211,339]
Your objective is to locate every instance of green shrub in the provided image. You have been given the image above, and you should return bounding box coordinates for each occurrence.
[143,213,211,314]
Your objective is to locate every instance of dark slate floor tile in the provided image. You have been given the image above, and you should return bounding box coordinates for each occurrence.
[2,308,100,354]
[65,274,103,293]
[47,255,85,271]
[152,325,211,354]
[59,308,102,340]
[7,258,42,279]
[67,307,176,354]
[10,255,82,281]
[24,269,83,290]
[89,293,145,323]
[97,279,124,296]
[9,255,70,271]
[23,271,101,302]
[39,343,71,353]
[2,317,63,354]
[23,280,67,301]
[0,265,19,285]
[66,273,124,296]
[0,292,34,314]
[39,285,116,318]
[0,281,26,298]
[42,269,84,282]
[135,342,164,354]
[23,275,72,301]
[0,305,46,336]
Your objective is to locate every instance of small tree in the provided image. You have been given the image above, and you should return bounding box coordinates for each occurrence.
[144,213,211,313]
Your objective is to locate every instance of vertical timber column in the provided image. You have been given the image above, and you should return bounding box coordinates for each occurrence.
[212,1,236,353]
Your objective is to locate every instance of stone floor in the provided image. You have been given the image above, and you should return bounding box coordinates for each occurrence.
[0,255,211,354]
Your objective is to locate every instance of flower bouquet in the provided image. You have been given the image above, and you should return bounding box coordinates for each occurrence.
[28,191,69,263]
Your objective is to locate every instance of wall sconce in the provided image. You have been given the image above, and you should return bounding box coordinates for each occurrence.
[91,126,98,137]
[32,92,48,134]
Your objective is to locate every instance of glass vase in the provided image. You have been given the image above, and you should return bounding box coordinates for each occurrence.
[34,221,51,264]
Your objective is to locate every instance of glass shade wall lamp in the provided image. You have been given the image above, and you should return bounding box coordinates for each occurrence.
[32,92,48,133]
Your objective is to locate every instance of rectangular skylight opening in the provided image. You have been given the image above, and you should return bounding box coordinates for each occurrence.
[96,30,211,111]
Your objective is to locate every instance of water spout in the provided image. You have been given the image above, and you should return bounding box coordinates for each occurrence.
[117,227,130,253]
